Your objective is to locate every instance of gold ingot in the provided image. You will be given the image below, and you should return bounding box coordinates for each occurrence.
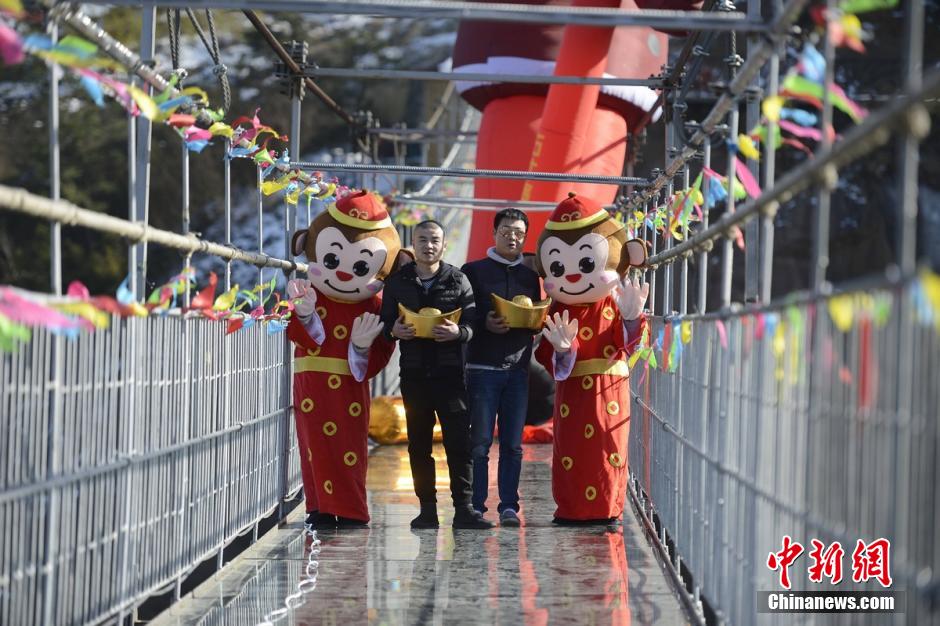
[323,421,338,436]
[603,345,617,359]
[559,403,570,418]
[398,303,462,339]
[307,347,321,357]
[584,424,595,439]
[606,401,620,415]
[348,402,362,417]
[316,306,327,320]
[602,306,616,321]
[328,374,342,389]
[368,396,445,445]
[585,485,597,501]
[561,456,574,471]
[343,451,358,466]
[578,326,594,341]
[333,324,348,340]
[300,398,315,413]
[323,480,333,495]
[581,375,594,390]
[608,452,623,467]
[490,294,552,330]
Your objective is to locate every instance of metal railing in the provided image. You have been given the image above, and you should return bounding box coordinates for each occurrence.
[629,273,939,624]
[4,1,937,624]
[622,0,937,620]
[0,316,302,625]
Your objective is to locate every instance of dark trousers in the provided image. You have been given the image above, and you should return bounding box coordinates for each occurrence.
[400,371,473,508]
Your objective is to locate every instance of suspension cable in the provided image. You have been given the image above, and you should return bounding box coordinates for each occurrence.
[242,10,361,130]
[185,8,231,113]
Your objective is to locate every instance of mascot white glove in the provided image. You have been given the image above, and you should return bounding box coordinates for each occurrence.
[351,312,384,351]
[611,274,650,321]
[541,310,579,353]
[287,279,318,318]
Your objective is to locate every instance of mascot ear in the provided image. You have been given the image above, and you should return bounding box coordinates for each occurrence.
[392,248,415,273]
[522,252,539,274]
[624,238,647,268]
[291,230,309,257]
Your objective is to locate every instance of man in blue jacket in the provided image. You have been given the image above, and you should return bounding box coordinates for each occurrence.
[461,208,542,527]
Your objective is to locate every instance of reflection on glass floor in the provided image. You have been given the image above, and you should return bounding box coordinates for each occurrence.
[154,443,688,625]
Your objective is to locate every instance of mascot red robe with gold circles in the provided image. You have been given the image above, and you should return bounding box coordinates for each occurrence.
[286,191,406,528]
[534,193,650,524]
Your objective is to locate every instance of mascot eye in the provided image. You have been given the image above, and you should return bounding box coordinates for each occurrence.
[352,260,370,277]
[323,253,340,269]
[549,261,565,278]
[578,257,595,273]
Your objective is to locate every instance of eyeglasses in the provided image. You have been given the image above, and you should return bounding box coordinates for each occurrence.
[497,227,527,240]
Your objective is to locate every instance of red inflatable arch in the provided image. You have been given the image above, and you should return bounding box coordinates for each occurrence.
[453,0,700,258]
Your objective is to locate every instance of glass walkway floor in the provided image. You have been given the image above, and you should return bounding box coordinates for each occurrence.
[154,443,689,625]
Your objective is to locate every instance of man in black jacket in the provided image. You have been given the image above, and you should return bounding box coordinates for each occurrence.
[381,220,493,530]
[461,208,542,527]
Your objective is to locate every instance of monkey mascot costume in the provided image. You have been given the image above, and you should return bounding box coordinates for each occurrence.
[287,190,406,529]
[535,192,650,526]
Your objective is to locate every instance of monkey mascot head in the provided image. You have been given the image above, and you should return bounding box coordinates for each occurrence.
[535,192,647,305]
[291,190,404,302]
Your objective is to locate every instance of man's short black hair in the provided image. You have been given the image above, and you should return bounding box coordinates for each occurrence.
[493,208,529,231]
[414,219,445,236]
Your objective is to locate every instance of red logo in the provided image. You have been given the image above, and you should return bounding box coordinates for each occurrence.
[768,536,892,589]
[851,538,893,588]
[767,536,804,589]
[808,539,845,584]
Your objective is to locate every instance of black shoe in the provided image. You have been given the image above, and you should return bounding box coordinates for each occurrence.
[305,511,318,526]
[605,517,623,533]
[336,516,369,528]
[453,506,494,530]
[313,513,338,529]
[410,502,439,529]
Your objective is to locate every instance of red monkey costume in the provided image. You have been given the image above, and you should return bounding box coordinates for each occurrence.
[534,193,649,523]
[287,190,403,526]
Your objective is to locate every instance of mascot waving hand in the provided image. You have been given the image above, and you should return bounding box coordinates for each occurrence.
[534,192,650,527]
[286,190,405,529]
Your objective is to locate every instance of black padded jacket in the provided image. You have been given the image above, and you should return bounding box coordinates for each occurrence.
[380,262,476,374]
